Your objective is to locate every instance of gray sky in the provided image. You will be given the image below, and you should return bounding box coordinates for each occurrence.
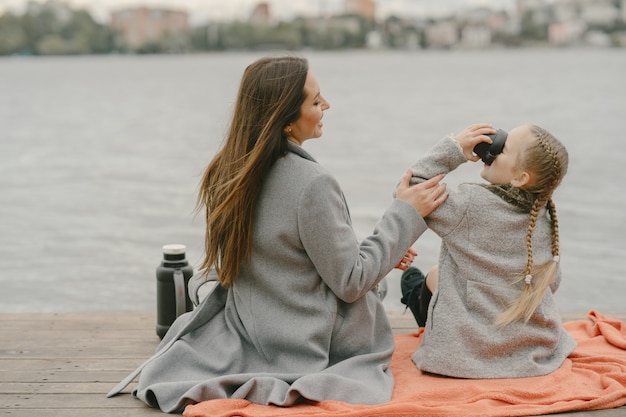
[0,0,515,23]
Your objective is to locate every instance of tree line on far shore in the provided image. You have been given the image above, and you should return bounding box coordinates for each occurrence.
[2,3,626,56]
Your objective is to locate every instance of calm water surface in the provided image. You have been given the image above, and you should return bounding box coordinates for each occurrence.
[0,49,624,313]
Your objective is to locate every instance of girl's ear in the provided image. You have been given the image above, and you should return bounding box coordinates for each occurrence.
[511,170,531,188]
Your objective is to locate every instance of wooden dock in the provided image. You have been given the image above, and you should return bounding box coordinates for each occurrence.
[1,311,625,416]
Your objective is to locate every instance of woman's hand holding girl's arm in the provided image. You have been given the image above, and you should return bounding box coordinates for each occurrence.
[396,171,447,218]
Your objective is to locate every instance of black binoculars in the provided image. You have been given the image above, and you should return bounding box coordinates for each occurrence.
[473,129,508,165]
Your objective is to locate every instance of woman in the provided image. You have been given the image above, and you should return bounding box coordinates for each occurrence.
[108,56,447,413]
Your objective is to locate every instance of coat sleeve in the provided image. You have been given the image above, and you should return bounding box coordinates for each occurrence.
[401,135,475,238]
[407,134,466,185]
[298,173,426,303]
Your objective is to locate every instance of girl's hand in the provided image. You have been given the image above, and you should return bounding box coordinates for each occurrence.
[395,247,417,271]
[454,123,496,162]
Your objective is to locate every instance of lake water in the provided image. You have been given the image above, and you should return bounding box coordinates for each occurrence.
[1,49,625,314]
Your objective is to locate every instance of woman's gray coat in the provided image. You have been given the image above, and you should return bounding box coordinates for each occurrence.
[108,142,427,413]
[408,136,576,379]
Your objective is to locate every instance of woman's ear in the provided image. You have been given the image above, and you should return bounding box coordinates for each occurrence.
[511,170,530,188]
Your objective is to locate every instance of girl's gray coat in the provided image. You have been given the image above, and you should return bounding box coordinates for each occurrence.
[108,142,426,413]
[408,135,577,378]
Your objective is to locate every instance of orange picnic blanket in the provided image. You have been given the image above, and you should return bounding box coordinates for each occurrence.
[183,310,626,417]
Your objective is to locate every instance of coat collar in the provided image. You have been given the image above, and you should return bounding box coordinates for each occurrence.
[286,140,317,164]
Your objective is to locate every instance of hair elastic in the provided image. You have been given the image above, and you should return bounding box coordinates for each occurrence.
[553,255,560,263]
[524,274,533,285]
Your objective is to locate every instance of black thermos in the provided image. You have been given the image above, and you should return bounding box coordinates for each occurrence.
[156,244,194,339]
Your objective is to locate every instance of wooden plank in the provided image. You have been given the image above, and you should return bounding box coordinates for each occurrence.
[0,410,161,417]
[1,329,155,344]
[0,358,147,371]
[0,334,156,358]
[0,382,125,394]
[0,345,155,359]
[0,313,155,332]
[387,311,419,334]
[0,393,150,409]
[0,370,138,383]
[1,335,154,349]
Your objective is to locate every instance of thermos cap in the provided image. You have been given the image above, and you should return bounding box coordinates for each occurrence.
[163,244,186,255]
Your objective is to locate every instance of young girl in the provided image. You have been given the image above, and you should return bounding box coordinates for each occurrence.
[400,123,577,379]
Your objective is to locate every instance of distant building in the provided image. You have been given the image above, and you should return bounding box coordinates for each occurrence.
[344,0,376,20]
[426,20,458,48]
[614,30,626,47]
[552,2,578,23]
[365,30,383,48]
[26,0,72,22]
[110,7,189,48]
[516,0,545,16]
[548,20,586,46]
[250,2,272,24]
[584,30,612,47]
[579,1,620,26]
[461,25,492,48]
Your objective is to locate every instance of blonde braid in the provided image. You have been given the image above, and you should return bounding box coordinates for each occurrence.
[547,198,560,258]
[537,132,563,260]
[524,131,563,277]
[523,198,543,284]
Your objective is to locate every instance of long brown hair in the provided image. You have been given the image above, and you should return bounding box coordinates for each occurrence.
[497,125,569,326]
[196,56,309,287]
